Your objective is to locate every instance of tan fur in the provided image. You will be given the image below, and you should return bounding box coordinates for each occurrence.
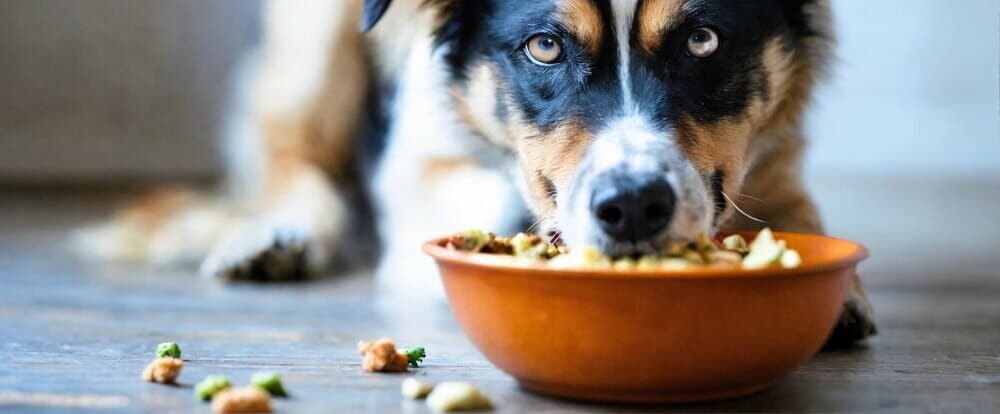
[558,0,605,56]
[516,122,591,216]
[453,57,594,219]
[422,157,478,183]
[257,0,367,183]
[71,187,236,265]
[452,63,513,148]
[637,0,686,54]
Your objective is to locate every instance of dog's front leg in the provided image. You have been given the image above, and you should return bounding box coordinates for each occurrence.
[201,0,368,281]
[730,146,877,347]
[200,161,346,282]
[373,155,523,303]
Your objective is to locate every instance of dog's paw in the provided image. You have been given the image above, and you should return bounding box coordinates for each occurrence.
[823,290,877,349]
[200,225,329,282]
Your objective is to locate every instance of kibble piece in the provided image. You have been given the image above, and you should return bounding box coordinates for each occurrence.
[211,386,272,414]
[141,357,183,384]
[195,375,232,401]
[426,382,493,412]
[250,372,288,398]
[358,338,409,372]
[708,250,744,266]
[155,342,182,359]
[722,234,748,253]
[659,258,693,270]
[635,255,661,270]
[682,249,706,265]
[447,230,490,252]
[548,246,610,269]
[612,257,636,270]
[401,377,434,399]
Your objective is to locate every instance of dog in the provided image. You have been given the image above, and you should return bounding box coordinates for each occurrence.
[75,0,875,346]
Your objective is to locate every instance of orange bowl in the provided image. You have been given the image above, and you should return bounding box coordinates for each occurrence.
[423,231,867,403]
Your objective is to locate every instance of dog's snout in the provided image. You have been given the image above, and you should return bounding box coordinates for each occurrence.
[590,174,676,242]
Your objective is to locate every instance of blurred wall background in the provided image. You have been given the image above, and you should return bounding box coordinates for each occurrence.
[0,0,259,183]
[806,0,1000,180]
[0,0,997,183]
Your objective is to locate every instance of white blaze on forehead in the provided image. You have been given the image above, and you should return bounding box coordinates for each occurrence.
[590,115,662,172]
[611,0,640,114]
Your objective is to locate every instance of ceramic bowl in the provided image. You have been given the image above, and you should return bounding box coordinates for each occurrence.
[423,231,867,403]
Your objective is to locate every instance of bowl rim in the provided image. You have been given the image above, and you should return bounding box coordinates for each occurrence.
[422,231,868,279]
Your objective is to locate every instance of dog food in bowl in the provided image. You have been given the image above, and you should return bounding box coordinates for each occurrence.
[446,228,800,270]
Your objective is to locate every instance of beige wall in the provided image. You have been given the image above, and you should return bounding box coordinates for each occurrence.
[0,0,259,183]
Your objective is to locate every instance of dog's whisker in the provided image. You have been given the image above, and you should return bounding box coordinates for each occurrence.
[721,191,767,224]
[525,215,551,234]
[736,193,764,203]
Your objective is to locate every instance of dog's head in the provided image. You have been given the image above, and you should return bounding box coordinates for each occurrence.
[366,0,830,255]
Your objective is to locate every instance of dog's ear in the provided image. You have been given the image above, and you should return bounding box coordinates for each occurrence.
[361,0,392,32]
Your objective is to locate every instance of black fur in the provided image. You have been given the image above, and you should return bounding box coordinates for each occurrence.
[429,0,818,133]
[361,0,393,32]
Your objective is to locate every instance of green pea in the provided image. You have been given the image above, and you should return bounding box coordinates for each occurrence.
[155,342,181,359]
[194,375,231,401]
[251,372,288,397]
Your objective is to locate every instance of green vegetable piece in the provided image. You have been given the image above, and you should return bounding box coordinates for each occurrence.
[460,229,490,251]
[403,346,426,368]
[194,375,231,401]
[155,342,181,359]
[251,372,288,397]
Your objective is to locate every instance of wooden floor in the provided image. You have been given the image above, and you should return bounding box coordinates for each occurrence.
[1,178,998,413]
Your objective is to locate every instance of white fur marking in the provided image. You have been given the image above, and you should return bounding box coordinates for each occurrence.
[257,0,341,118]
[611,0,640,113]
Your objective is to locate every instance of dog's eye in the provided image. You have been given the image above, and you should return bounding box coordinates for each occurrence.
[525,34,563,65]
[687,27,719,58]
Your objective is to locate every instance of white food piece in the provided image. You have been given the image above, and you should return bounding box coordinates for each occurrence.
[722,234,748,252]
[547,246,610,269]
[742,228,785,269]
[401,378,434,399]
[612,257,636,270]
[780,248,802,268]
[635,255,661,270]
[659,258,693,270]
[425,382,493,412]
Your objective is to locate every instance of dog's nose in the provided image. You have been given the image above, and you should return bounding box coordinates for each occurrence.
[591,174,675,242]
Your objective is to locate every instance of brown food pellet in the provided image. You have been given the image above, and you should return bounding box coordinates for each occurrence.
[357,338,409,372]
[211,386,272,414]
[141,357,183,384]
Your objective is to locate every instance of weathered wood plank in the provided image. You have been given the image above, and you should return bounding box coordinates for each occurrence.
[0,185,998,413]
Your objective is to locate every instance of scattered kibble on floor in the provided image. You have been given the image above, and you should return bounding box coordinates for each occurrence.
[141,357,183,384]
[401,377,434,399]
[402,346,426,368]
[212,385,272,414]
[195,375,232,401]
[358,338,409,372]
[155,342,181,359]
[426,382,493,412]
[251,372,288,398]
